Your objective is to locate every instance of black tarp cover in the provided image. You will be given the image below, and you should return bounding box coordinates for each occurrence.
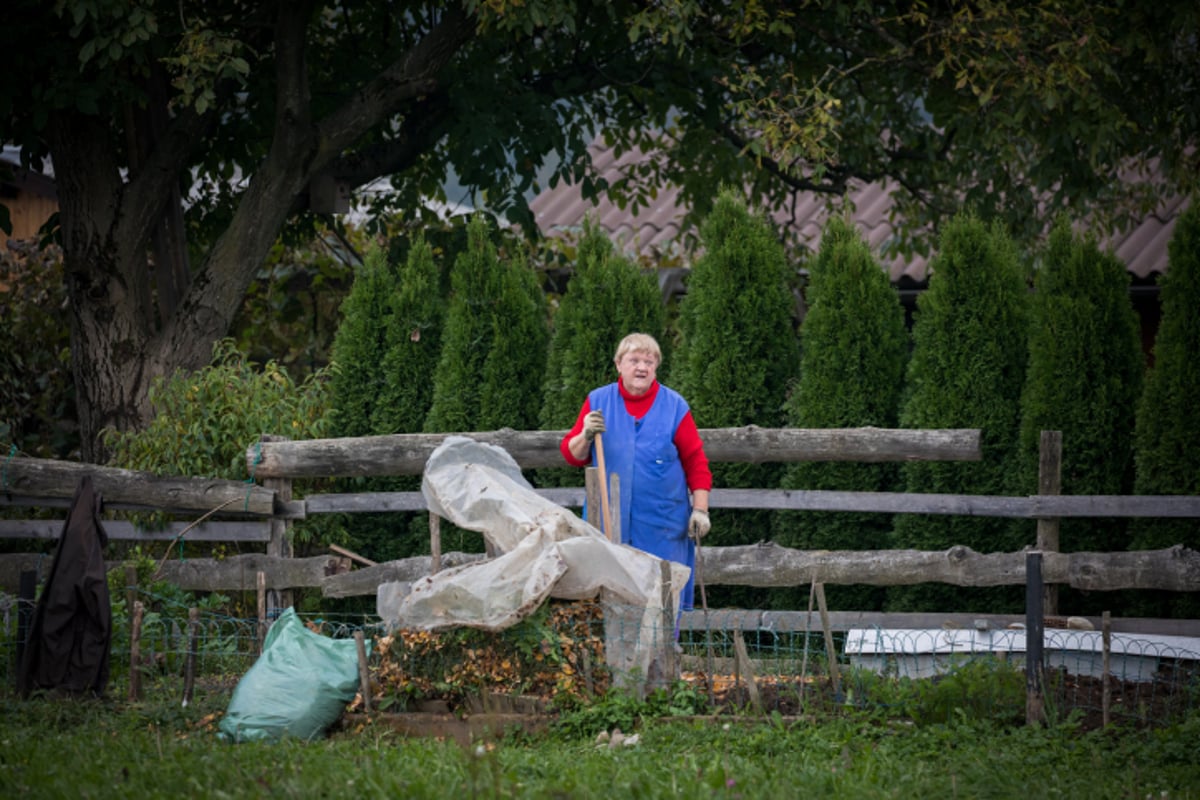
[18,475,112,696]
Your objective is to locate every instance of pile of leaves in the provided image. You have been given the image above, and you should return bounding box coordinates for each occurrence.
[372,600,610,711]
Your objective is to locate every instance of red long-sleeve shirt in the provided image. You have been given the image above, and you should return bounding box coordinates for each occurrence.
[560,378,713,492]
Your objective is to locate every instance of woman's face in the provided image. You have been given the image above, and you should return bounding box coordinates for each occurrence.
[616,349,658,396]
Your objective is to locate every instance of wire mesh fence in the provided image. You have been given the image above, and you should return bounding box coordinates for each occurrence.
[2,588,1197,730]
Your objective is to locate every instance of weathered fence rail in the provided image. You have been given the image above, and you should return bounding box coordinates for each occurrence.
[3,427,1200,605]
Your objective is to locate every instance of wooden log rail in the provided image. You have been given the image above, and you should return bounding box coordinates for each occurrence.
[244,426,983,479]
[1,456,277,516]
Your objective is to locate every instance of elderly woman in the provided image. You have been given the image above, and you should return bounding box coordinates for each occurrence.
[561,332,712,610]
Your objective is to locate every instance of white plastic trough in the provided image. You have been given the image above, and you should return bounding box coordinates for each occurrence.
[844,627,1200,682]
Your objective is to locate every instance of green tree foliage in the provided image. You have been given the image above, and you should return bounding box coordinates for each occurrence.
[537,219,665,486]
[889,214,1030,613]
[773,217,908,611]
[425,214,549,434]
[6,1,1193,462]
[328,244,398,440]
[670,190,800,607]
[1130,202,1200,618]
[1019,219,1143,563]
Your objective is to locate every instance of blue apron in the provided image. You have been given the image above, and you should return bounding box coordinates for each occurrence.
[588,382,696,610]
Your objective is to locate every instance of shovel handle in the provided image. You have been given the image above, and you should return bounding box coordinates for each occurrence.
[594,432,615,543]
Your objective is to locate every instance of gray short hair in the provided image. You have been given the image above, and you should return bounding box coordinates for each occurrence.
[614,333,661,365]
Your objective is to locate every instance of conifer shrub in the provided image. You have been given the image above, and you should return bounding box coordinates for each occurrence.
[424,214,549,435]
[889,214,1030,613]
[1130,202,1200,618]
[537,219,665,487]
[1018,219,1143,583]
[773,216,908,612]
[669,190,801,608]
[327,245,397,440]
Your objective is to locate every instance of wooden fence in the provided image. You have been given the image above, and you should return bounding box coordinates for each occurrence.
[3,427,1200,633]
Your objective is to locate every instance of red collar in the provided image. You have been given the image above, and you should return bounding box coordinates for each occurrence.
[618,377,659,418]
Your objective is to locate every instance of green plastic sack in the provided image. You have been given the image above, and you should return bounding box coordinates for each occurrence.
[218,608,367,743]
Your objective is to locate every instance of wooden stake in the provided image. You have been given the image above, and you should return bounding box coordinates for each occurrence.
[129,600,144,702]
[733,633,763,714]
[354,630,372,714]
[815,582,841,700]
[256,571,267,655]
[182,607,199,708]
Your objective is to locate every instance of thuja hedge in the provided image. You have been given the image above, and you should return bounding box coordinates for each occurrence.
[669,190,800,609]
[1019,219,1144,570]
[773,216,908,612]
[537,219,665,487]
[888,214,1030,614]
[1130,202,1200,618]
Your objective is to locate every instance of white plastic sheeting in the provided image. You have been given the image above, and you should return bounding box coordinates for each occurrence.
[376,436,690,684]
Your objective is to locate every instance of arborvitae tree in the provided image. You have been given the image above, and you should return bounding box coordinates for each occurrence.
[889,214,1030,614]
[1019,219,1143,584]
[327,244,396,439]
[425,213,549,433]
[349,233,448,563]
[773,216,909,612]
[1130,202,1200,619]
[670,190,801,608]
[373,233,445,436]
[537,219,665,486]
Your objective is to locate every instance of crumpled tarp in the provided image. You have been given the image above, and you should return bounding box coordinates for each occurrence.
[377,436,690,683]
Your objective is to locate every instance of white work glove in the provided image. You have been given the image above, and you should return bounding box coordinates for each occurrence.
[583,410,606,441]
[689,508,711,541]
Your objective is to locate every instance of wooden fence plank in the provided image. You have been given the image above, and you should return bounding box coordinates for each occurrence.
[0,457,276,515]
[0,519,270,542]
[246,427,983,479]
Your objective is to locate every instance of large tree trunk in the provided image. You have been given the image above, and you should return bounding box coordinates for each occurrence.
[43,8,474,463]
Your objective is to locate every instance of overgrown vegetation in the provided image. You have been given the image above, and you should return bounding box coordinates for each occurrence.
[100,339,337,548]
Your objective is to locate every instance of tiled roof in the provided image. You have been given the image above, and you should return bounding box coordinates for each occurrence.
[530,139,1190,284]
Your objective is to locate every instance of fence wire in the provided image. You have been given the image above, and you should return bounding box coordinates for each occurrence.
[2,589,1197,730]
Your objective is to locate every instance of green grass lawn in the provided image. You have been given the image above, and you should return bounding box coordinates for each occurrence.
[3,687,1199,799]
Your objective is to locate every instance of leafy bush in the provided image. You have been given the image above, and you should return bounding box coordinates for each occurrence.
[101,339,335,545]
[0,240,76,459]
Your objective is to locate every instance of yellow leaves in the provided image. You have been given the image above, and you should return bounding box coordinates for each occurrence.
[372,600,609,709]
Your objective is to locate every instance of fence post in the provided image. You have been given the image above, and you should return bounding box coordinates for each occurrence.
[429,514,441,575]
[1036,431,1062,616]
[1102,610,1112,728]
[260,434,293,611]
[1025,551,1045,726]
